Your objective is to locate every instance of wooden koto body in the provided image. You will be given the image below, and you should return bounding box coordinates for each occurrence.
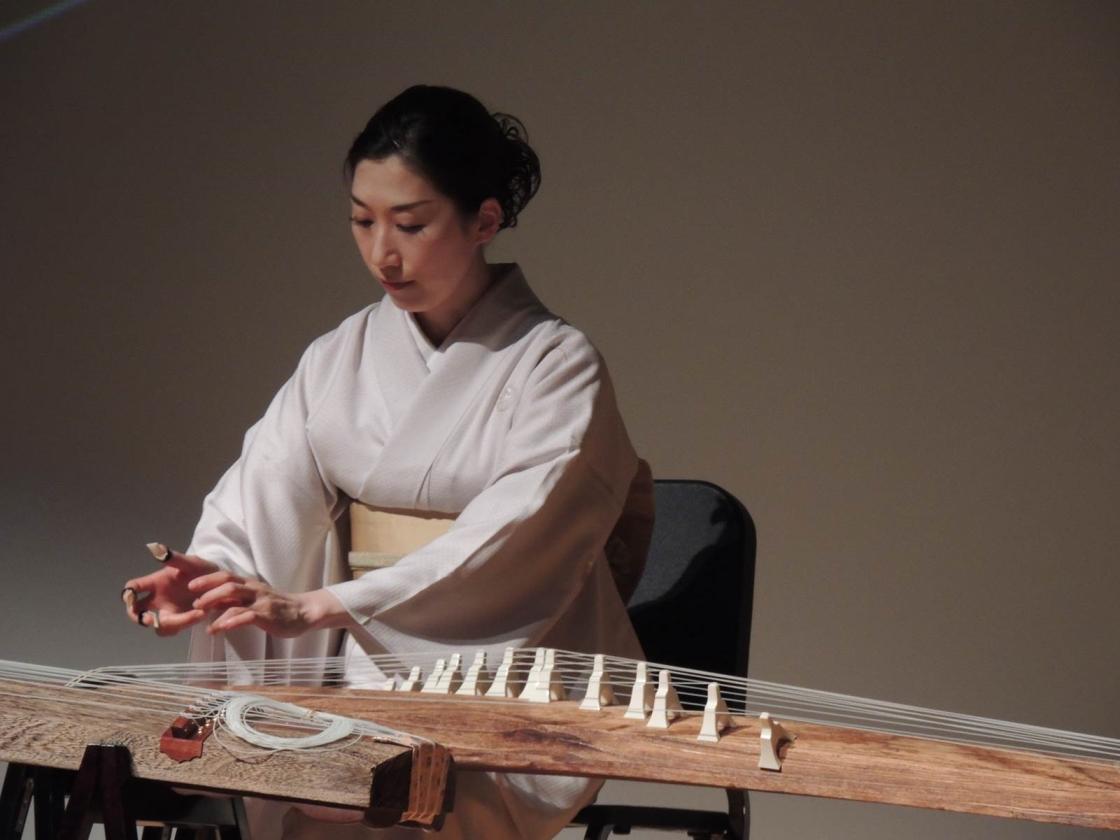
[0,677,451,828]
[251,685,1120,831]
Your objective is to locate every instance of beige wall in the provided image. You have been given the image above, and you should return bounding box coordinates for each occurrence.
[2,2,1117,837]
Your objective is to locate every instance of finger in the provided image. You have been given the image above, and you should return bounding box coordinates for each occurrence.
[146,543,221,577]
[152,608,207,637]
[208,607,256,635]
[121,587,151,622]
[192,581,252,611]
[123,588,153,607]
[194,593,254,613]
[163,548,221,577]
[188,571,246,593]
[126,592,156,623]
[136,607,168,631]
[126,569,175,594]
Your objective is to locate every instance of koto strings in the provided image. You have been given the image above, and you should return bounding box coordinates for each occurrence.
[0,660,428,758]
[8,649,1113,765]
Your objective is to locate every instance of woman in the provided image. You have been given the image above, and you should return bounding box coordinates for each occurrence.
[122,85,649,839]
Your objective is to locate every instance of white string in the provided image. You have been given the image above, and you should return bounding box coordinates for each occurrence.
[209,716,363,762]
[4,652,1118,765]
[220,695,356,750]
[0,659,429,757]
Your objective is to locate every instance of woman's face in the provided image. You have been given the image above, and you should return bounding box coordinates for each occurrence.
[349,155,499,344]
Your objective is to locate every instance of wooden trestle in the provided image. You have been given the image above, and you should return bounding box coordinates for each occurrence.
[0,678,452,830]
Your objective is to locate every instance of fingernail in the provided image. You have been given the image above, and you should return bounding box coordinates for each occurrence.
[121,587,135,606]
[146,542,171,562]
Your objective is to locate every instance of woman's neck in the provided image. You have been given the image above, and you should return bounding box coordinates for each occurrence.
[414,257,494,346]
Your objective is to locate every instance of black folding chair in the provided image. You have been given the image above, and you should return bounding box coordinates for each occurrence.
[572,479,757,840]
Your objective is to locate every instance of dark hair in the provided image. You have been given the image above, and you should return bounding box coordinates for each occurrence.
[345,85,541,230]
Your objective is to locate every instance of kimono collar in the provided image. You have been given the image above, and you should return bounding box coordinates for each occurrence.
[372,262,548,422]
[363,263,552,507]
[436,263,544,350]
[400,263,543,371]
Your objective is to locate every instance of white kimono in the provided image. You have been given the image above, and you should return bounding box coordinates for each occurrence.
[187,264,644,839]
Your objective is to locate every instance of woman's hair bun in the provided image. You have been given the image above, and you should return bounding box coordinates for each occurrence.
[490,112,541,229]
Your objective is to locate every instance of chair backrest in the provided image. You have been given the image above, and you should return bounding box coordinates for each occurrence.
[626,479,756,680]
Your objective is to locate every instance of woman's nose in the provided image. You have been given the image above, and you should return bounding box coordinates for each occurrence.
[369,228,401,269]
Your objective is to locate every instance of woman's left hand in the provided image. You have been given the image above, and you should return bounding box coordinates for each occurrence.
[189,572,350,637]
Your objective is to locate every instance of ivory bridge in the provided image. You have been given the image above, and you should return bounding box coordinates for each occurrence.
[252,685,1120,831]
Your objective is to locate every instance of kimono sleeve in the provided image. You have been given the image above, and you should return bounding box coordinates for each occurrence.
[327,331,638,653]
[186,327,352,665]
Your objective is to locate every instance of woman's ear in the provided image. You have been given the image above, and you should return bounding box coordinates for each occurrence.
[474,198,503,245]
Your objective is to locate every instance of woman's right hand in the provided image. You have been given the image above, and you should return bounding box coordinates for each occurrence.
[121,544,216,636]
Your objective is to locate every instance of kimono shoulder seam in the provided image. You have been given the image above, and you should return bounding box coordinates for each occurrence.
[527,328,631,508]
[536,322,608,374]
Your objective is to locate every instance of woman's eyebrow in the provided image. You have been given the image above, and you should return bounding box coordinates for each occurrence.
[349,195,435,212]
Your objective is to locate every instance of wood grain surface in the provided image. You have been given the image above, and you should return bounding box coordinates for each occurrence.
[250,685,1120,831]
[0,679,420,818]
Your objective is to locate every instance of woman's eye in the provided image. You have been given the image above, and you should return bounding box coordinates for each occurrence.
[350,217,373,229]
[397,224,425,234]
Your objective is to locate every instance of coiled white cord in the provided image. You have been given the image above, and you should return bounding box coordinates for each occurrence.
[221,694,355,750]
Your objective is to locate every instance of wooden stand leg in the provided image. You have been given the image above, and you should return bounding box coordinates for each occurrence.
[58,753,96,840]
[219,797,250,840]
[100,746,138,840]
[59,744,139,840]
[4,755,247,840]
[32,768,69,840]
[0,763,34,840]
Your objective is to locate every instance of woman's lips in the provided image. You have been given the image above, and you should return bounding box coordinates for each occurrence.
[379,277,412,292]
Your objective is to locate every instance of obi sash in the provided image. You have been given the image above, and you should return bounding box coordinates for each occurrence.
[347,461,654,601]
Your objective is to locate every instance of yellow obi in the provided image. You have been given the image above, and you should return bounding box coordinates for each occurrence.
[346,459,654,600]
[348,505,456,578]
